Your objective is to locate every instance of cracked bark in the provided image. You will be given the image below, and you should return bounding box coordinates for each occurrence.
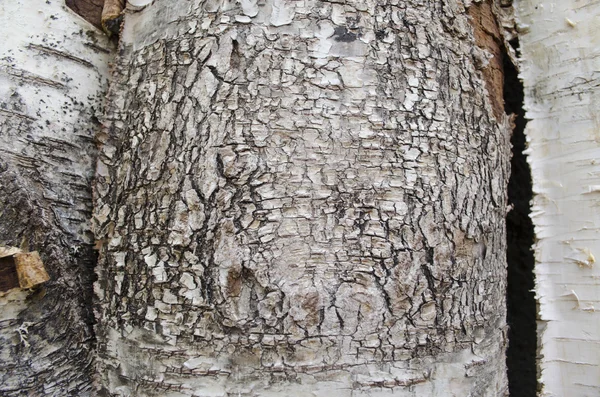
[94,0,511,396]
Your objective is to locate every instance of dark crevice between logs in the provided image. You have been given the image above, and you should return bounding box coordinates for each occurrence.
[504,38,537,397]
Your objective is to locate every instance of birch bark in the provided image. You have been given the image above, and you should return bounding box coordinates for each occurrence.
[0,1,112,395]
[516,1,600,395]
[94,0,511,396]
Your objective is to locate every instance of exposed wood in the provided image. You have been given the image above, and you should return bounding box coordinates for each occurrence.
[14,251,50,289]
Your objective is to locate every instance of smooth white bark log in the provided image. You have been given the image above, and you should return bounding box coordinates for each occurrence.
[516,1,600,395]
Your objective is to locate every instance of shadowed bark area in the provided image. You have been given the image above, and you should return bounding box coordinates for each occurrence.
[94,0,511,395]
[0,256,19,292]
[66,0,105,29]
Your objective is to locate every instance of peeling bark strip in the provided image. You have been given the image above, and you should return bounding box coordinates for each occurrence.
[517,1,600,395]
[0,0,112,395]
[95,0,511,395]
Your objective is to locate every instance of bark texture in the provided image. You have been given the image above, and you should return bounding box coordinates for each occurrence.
[94,0,511,395]
[0,1,112,395]
[517,1,600,395]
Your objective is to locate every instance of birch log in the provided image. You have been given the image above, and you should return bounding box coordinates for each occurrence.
[516,1,600,395]
[94,1,512,396]
[0,1,112,395]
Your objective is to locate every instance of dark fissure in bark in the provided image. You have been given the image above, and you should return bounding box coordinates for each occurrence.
[504,39,536,397]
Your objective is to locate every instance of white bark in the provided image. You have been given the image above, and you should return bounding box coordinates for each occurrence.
[516,1,600,395]
[0,1,112,395]
[0,0,112,240]
[94,1,511,396]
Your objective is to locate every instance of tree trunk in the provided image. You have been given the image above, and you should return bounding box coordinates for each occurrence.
[94,1,511,396]
[517,1,600,395]
[0,1,112,395]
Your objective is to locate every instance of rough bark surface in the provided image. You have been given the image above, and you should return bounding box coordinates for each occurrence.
[0,1,112,395]
[94,0,511,396]
[516,1,600,395]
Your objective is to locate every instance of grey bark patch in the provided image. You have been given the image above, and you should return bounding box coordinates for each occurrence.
[333,26,359,42]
